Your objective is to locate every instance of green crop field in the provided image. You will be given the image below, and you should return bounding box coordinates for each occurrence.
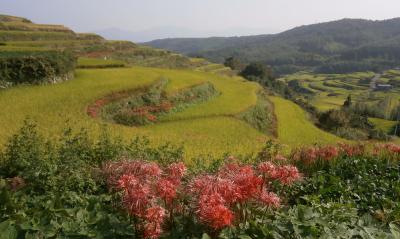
[161,76,259,121]
[369,117,397,134]
[0,67,268,160]
[0,30,76,41]
[281,71,400,112]
[270,96,344,146]
[77,57,126,68]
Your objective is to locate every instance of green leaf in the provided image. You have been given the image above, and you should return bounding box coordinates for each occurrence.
[390,223,400,239]
[0,220,18,239]
[238,235,253,239]
[201,233,212,239]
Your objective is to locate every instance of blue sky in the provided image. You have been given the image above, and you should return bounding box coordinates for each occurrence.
[1,0,400,39]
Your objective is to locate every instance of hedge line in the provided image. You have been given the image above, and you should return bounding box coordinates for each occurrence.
[0,50,76,85]
[76,64,125,69]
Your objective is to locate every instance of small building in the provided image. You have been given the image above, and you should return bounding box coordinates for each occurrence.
[375,84,393,91]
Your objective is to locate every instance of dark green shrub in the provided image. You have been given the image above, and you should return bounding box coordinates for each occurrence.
[335,127,369,140]
[0,50,76,85]
[224,56,242,70]
[288,155,400,221]
[318,109,350,130]
[238,91,275,134]
[240,62,273,80]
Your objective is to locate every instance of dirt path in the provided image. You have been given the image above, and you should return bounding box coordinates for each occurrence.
[370,73,381,90]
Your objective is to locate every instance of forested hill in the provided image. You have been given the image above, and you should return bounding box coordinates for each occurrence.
[145,18,400,74]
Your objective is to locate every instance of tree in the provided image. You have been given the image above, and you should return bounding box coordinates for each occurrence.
[343,95,352,108]
[240,63,272,80]
[318,109,350,130]
[224,57,241,70]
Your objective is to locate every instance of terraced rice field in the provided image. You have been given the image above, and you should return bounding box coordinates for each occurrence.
[369,117,397,134]
[269,96,344,146]
[0,67,267,160]
[280,72,382,111]
[77,57,126,68]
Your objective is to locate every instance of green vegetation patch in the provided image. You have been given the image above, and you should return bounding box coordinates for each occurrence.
[0,50,76,85]
[77,57,125,69]
[269,96,343,146]
[238,91,276,135]
[100,79,219,126]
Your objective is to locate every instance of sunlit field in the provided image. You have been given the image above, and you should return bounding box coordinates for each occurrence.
[0,67,267,159]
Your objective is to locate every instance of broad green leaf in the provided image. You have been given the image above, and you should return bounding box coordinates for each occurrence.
[201,233,211,239]
[390,223,400,239]
[0,220,18,239]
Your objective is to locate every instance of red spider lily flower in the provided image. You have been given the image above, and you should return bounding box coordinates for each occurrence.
[141,162,162,177]
[291,145,341,164]
[259,162,301,185]
[372,143,400,156]
[144,206,166,239]
[318,146,339,161]
[121,181,153,217]
[304,147,318,162]
[384,143,400,154]
[102,160,162,188]
[146,113,157,122]
[198,193,234,230]
[274,165,302,185]
[213,178,241,205]
[188,175,241,204]
[258,190,281,208]
[167,162,187,180]
[157,179,178,204]
[102,160,188,238]
[188,175,215,196]
[144,222,163,239]
[103,159,296,237]
[258,161,277,176]
[145,206,166,224]
[218,163,263,202]
[117,174,137,190]
[230,170,263,202]
[337,143,365,157]
[188,161,291,231]
[144,206,166,238]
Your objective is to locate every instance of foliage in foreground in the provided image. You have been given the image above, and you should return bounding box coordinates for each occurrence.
[1,122,400,238]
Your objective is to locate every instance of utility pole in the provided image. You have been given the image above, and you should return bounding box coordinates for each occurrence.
[395,103,400,136]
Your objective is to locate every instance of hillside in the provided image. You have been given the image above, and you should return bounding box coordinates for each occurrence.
[0,14,345,157]
[0,14,230,72]
[145,18,400,74]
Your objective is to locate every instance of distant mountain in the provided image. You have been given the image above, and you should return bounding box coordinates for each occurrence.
[95,26,200,42]
[145,18,400,74]
[95,26,280,43]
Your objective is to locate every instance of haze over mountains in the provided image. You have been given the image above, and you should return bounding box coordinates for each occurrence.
[95,26,281,43]
[145,18,400,75]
